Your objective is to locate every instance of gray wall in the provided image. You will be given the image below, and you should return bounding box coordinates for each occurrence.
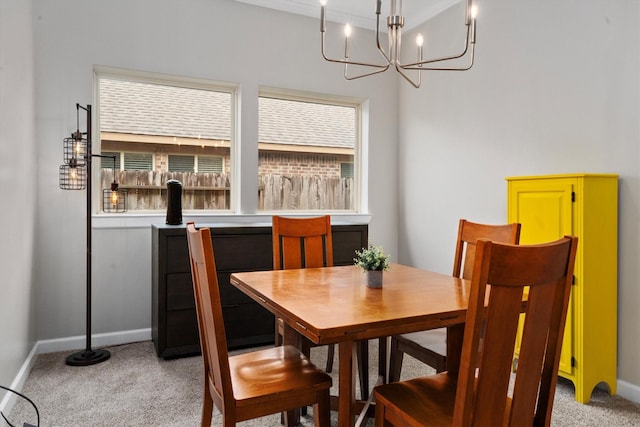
[0,0,37,396]
[397,1,640,396]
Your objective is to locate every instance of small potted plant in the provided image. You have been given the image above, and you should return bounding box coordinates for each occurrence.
[354,245,390,288]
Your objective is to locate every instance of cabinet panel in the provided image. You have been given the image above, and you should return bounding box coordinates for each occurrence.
[224,304,275,348]
[166,309,199,348]
[166,273,196,311]
[166,236,190,273]
[212,232,273,271]
[333,229,368,265]
[509,179,575,375]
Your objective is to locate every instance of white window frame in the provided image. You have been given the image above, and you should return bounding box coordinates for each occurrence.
[93,66,239,216]
[258,87,364,213]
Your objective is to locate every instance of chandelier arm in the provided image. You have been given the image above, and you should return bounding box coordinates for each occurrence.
[394,62,421,88]
[400,25,472,69]
[402,43,475,71]
[375,11,393,65]
[321,31,388,70]
[344,63,391,81]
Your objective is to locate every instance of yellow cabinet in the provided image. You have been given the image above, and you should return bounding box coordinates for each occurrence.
[506,173,617,403]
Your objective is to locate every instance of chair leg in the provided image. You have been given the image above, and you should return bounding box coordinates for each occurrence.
[374,397,386,427]
[326,344,335,373]
[201,381,213,426]
[284,409,297,427]
[313,390,331,427]
[389,337,404,383]
[275,318,283,346]
[356,340,369,400]
[201,394,213,426]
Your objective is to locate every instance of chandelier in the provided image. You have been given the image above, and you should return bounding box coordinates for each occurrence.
[319,0,477,88]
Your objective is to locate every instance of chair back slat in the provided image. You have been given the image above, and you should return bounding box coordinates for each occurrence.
[273,216,333,270]
[453,219,521,280]
[186,223,234,414]
[453,236,578,427]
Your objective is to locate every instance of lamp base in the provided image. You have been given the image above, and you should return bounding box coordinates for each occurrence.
[65,349,111,366]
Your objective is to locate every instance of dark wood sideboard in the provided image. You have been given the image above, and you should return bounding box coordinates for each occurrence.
[152,223,368,358]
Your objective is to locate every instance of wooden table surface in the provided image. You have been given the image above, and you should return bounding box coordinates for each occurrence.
[230,263,470,427]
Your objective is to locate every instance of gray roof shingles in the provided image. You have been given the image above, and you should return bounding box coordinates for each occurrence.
[100,79,355,149]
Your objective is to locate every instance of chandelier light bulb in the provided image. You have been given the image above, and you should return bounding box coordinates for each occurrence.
[471,4,478,18]
[319,0,327,6]
[344,23,352,38]
[111,190,119,206]
[416,34,424,47]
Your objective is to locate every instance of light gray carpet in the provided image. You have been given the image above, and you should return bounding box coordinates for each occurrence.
[7,340,640,426]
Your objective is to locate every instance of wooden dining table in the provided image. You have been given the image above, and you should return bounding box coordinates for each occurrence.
[230,263,471,427]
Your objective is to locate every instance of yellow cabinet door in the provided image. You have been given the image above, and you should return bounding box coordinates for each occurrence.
[508,178,574,375]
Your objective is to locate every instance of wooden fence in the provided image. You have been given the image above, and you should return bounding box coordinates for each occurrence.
[258,174,353,210]
[100,170,353,211]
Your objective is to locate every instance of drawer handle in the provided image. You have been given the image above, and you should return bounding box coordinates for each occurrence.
[257,296,267,304]
[295,322,308,330]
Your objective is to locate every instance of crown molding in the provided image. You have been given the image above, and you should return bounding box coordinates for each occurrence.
[234,0,461,31]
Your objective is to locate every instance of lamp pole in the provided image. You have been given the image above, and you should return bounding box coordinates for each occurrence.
[66,104,111,366]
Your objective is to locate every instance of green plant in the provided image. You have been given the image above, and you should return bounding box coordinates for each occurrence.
[354,245,390,271]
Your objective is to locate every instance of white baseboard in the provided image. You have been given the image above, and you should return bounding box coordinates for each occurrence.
[618,379,640,404]
[34,328,151,355]
[0,328,152,415]
[0,344,38,415]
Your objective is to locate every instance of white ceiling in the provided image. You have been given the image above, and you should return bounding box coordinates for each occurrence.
[234,0,461,31]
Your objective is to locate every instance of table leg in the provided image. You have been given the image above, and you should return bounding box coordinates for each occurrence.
[282,323,302,424]
[446,324,465,374]
[338,340,356,427]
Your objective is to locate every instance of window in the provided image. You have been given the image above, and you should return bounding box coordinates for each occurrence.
[124,152,153,171]
[168,155,194,172]
[258,92,358,211]
[97,69,235,212]
[340,162,354,179]
[198,155,223,173]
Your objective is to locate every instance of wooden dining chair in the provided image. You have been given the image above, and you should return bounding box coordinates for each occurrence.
[273,215,370,399]
[374,236,578,427]
[389,219,521,381]
[186,222,332,426]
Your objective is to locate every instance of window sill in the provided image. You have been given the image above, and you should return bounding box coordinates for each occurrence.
[92,212,373,229]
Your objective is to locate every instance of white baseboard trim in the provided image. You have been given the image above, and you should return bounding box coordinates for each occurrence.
[618,379,640,404]
[0,343,39,415]
[34,328,152,355]
[0,328,152,415]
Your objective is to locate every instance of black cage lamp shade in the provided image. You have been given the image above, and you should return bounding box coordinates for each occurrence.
[59,163,87,190]
[103,182,127,213]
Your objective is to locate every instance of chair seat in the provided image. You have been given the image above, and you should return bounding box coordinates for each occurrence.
[230,345,332,405]
[374,372,457,427]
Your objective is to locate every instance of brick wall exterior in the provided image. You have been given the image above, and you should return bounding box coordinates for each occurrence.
[258,152,352,177]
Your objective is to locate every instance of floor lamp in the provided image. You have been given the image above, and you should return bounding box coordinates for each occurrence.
[58,103,126,366]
